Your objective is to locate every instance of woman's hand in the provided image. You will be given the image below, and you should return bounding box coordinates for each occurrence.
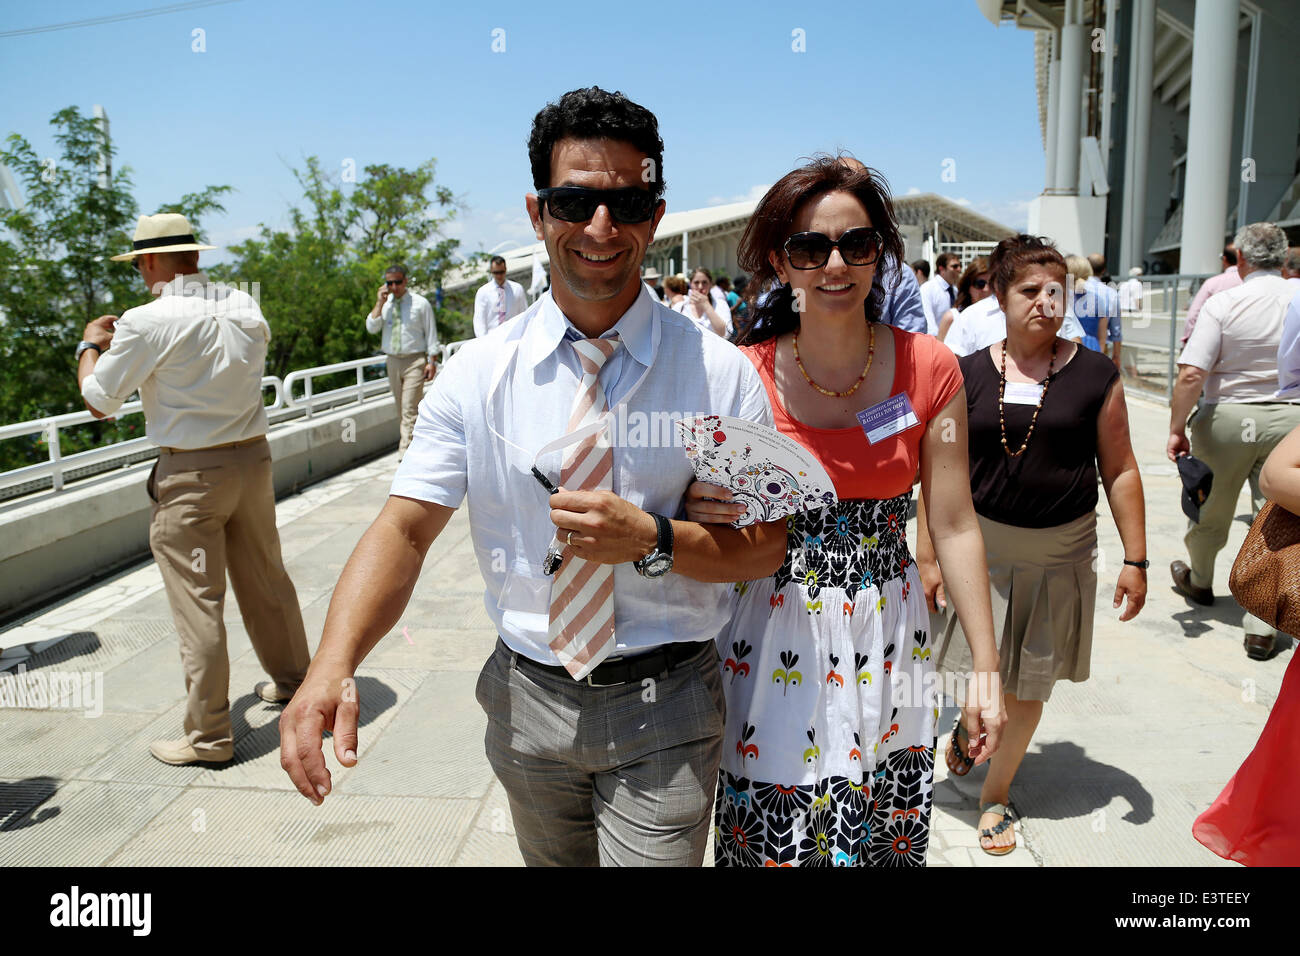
[1113,564,1146,621]
[962,669,1006,766]
[684,481,746,524]
[918,558,946,612]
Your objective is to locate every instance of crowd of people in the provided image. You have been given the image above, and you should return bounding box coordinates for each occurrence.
[72,84,1299,868]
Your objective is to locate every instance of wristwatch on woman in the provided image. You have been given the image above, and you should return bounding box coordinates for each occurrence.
[75,341,104,360]
[1123,558,1150,569]
[634,512,674,578]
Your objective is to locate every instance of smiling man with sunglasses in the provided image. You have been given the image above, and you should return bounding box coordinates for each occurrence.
[279,86,786,866]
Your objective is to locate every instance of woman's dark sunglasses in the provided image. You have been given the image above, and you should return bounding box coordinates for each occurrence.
[537,186,657,224]
[972,278,989,289]
[783,227,883,270]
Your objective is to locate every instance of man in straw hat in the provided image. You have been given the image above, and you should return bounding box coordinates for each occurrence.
[77,212,311,765]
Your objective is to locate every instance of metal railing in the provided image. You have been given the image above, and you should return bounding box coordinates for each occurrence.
[281,355,390,420]
[1112,273,1215,400]
[0,341,469,500]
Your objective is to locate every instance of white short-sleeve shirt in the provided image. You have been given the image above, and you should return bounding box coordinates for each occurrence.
[391,285,773,664]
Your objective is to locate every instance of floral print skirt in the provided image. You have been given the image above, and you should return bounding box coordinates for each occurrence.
[714,494,938,867]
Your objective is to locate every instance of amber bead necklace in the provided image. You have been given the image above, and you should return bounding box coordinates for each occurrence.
[997,336,1058,457]
[793,324,876,398]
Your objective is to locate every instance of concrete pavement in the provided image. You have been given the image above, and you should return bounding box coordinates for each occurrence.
[0,390,1287,866]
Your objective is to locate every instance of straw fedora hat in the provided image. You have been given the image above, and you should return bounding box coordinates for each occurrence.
[642,267,662,280]
[110,213,217,261]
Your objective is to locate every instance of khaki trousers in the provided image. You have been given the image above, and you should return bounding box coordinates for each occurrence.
[1186,401,1300,637]
[387,353,426,457]
[147,437,311,757]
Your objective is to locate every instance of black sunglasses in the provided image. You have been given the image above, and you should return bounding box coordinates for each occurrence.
[783,227,883,270]
[972,278,989,289]
[537,186,657,224]
[385,278,405,286]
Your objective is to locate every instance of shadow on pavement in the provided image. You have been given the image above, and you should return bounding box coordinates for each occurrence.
[221,675,399,766]
[1017,740,1154,824]
[0,776,62,831]
[7,631,102,669]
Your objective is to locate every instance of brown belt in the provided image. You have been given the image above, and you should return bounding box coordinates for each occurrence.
[160,435,266,455]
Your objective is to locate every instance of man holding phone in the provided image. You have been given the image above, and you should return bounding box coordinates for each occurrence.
[365,264,438,458]
[280,87,785,866]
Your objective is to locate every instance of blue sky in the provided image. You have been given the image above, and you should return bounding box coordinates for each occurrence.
[1,0,1046,265]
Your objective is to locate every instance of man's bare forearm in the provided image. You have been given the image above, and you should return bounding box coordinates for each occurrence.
[313,509,444,673]
[671,519,786,582]
[1169,369,1205,433]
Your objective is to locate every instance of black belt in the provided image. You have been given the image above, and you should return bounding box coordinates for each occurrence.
[510,639,708,687]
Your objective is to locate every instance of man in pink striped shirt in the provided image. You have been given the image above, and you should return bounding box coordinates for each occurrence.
[1181,243,1242,344]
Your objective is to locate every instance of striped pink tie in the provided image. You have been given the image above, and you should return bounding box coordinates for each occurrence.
[549,335,621,679]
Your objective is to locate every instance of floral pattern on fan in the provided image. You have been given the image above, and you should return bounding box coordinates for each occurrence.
[676,415,838,528]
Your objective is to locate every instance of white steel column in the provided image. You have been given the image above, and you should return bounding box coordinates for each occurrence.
[1053,0,1085,194]
[1178,0,1240,273]
[1045,31,1061,190]
[1120,0,1155,270]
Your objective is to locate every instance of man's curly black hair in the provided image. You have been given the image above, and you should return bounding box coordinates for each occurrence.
[527,87,666,200]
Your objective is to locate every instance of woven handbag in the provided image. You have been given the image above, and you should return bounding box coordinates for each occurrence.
[1229,502,1300,635]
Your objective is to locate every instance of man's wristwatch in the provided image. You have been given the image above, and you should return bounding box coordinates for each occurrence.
[1123,559,1150,569]
[75,341,104,360]
[633,512,674,578]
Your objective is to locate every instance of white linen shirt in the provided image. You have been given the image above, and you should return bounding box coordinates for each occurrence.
[473,279,528,337]
[365,291,439,356]
[921,275,957,336]
[944,295,1086,357]
[673,296,734,337]
[80,271,270,449]
[1179,271,1296,405]
[391,285,773,665]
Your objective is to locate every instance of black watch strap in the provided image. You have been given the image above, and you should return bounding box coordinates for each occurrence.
[650,512,673,557]
[1123,559,1149,569]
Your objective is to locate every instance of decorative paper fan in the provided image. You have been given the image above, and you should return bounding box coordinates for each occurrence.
[676,415,838,528]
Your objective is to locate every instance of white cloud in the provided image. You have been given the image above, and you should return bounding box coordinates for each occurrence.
[704,183,771,206]
[208,224,261,247]
[970,197,1033,232]
[446,203,537,257]
[905,187,921,196]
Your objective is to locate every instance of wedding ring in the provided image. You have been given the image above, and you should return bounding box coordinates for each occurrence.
[566,530,575,546]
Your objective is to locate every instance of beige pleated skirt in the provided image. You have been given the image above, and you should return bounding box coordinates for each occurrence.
[934,510,1097,703]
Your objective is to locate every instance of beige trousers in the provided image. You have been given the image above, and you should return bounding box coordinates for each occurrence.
[1186,401,1300,637]
[147,437,311,757]
[387,352,427,457]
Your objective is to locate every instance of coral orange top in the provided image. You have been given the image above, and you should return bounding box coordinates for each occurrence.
[743,326,964,500]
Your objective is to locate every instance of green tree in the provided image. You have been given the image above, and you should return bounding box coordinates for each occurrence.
[0,106,230,470]
[209,157,463,388]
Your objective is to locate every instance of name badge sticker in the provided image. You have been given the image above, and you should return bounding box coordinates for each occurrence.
[856,392,921,445]
[1003,382,1044,406]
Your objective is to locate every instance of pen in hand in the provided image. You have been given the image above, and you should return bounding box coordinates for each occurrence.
[532,467,565,575]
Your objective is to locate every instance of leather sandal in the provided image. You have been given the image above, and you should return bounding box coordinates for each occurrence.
[978,802,1016,856]
[945,716,974,776]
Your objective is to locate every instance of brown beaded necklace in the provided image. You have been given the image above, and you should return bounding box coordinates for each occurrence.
[792,324,876,398]
[997,337,1058,457]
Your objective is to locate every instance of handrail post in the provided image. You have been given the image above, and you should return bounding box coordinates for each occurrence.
[47,420,63,493]
[356,364,364,405]
[304,376,313,420]
[1166,278,1178,399]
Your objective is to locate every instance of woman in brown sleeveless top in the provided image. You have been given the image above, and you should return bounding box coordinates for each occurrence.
[918,235,1148,856]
